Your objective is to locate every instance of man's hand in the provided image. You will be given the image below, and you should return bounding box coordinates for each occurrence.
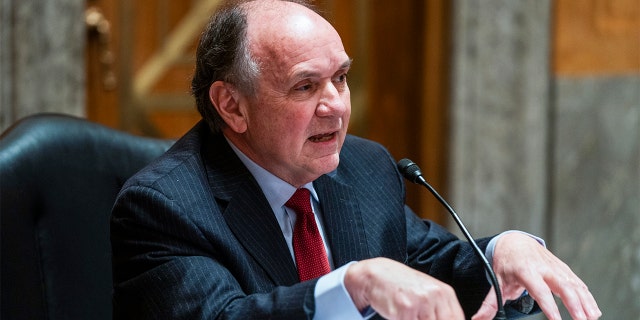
[472,233,602,320]
[344,257,465,320]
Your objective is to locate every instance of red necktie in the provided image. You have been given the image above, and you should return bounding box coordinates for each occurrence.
[286,188,331,281]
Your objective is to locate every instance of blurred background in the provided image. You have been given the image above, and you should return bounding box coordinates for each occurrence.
[1,0,638,318]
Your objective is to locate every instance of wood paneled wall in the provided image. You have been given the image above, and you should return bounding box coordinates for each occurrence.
[553,0,640,75]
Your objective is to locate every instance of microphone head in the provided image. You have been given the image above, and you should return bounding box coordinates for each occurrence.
[397,158,423,184]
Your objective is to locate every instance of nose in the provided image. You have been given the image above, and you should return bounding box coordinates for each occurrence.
[316,81,349,117]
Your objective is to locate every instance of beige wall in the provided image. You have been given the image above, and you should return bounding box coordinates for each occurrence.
[0,0,85,131]
[451,0,639,319]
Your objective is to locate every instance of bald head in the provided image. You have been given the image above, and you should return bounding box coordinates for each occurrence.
[243,0,334,43]
[238,0,350,91]
[243,0,346,89]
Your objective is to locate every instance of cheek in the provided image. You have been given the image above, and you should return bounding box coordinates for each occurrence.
[251,105,309,145]
[280,103,316,128]
[342,96,352,122]
[251,92,318,139]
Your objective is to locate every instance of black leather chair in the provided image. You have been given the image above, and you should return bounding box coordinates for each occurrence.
[0,113,174,320]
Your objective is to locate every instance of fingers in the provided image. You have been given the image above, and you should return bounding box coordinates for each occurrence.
[545,270,602,319]
[471,288,498,320]
[440,285,466,320]
[345,258,465,320]
[492,233,601,320]
[380,270,465,320]
[521,276,562,320]
[521,260,602,320]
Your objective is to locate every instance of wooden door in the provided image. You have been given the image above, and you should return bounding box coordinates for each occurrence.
[86,0,217,139]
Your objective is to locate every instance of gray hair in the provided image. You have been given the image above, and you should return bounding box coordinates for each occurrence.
[190,0,317,133]
[191,2,259,133]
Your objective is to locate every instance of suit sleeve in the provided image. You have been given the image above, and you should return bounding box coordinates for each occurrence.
[111,184,317,320]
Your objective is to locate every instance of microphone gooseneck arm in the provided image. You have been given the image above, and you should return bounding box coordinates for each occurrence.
[397,158,507,320]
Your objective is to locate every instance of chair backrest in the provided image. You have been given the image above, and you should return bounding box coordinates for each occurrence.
[0,113,174,320]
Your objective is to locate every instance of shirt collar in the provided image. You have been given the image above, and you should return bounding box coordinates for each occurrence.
[225,137,319,210]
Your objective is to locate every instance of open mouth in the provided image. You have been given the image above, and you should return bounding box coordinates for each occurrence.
[309,132,336,143]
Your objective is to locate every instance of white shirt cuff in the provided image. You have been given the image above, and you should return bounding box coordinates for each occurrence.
[314,262,375,319]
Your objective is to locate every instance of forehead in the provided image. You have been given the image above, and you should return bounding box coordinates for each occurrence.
[245,1,349,78]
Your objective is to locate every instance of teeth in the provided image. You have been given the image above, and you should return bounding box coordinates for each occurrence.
[310,133,334,142]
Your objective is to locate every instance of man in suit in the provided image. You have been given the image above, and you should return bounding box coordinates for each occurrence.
[111,0,601,319]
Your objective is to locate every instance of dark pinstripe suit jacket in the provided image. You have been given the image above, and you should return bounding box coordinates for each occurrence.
[111,121,494,319]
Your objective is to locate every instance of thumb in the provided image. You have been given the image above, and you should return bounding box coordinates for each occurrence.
[471,287,498,320]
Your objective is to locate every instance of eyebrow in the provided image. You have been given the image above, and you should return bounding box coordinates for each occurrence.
[291,58,353,81]
[340,58,353,70]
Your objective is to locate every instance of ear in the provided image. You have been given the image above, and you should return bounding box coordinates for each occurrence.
[209,81,248,133]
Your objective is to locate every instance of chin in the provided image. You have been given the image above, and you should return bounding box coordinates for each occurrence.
[316,154,340,173]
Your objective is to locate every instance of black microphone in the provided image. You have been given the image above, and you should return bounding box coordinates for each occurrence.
[397,158,507,320]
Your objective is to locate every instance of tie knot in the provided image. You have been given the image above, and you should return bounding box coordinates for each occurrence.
[286,188,312,216]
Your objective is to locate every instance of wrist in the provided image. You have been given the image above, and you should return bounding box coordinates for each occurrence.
[344,260,372,312]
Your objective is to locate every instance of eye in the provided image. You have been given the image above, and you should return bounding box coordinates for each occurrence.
[332,72,348,92]
[334,73,348,83]
[295,83,314,92]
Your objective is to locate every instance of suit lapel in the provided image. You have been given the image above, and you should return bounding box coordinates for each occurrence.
[202,132,299,286]
[222,183,299,286]
[314,174,371,268]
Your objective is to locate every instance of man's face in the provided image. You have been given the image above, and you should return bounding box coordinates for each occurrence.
[234,5,351,187]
